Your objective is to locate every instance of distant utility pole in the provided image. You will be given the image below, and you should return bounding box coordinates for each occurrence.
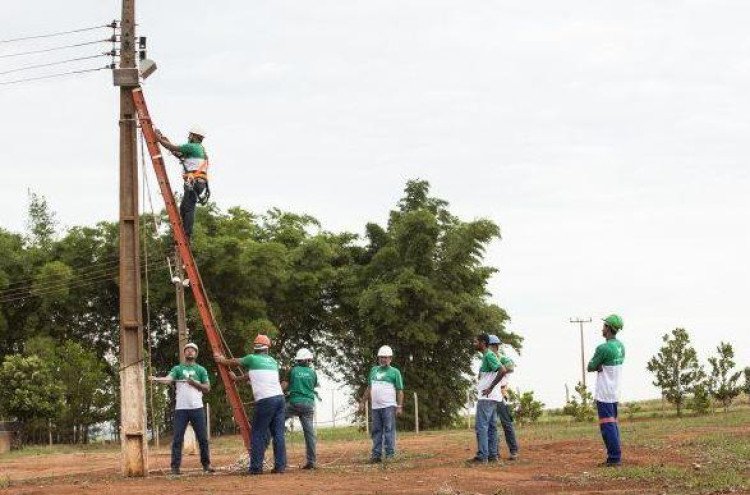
[117,0,148,477]
[569,317,591,388]
[174,254,197,454]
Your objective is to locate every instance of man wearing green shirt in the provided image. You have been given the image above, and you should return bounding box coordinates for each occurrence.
[587,314,625,467]
[282,348,319,469]
[482,334,519,460]
[155,126,209,241]
[359,345,404,463]
[150,342,214,475]
[215,334,286,475]
[470,333,502,464]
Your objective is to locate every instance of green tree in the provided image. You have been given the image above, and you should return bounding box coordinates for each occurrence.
[327,180,520,429]
[562,381,595,422]
[26,190,57,250]
[506,389,544,423]
[688,382,712,415]
[707,342,742,412]
[0,354,64,445]
[646,328,705,416]
[744,367,750,396]
[25,337,115,443]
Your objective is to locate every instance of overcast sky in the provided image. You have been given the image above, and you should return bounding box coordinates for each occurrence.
[2,1,749,412]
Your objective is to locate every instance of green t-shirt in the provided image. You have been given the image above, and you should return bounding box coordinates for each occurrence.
[238,353,283,401]
[587,338,625,371]
[287,364,318,405]
[178,142,206,159]
[368,365,404,409]
[169,363,209,382]
[168,363,209,410]
[479,349,500,372]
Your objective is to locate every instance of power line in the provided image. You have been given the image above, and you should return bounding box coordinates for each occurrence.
[0,259,169,304]
[0,37,114,59]
[0,53,111,76]
[0,255,171,296]
[0,64,113,87]
[0,22,117,44]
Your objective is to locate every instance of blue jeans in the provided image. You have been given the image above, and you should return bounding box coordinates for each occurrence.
[171,407,211,469]
[180,179,206,240]
[250,395,286,473]
[371,406,396,459]
[597,401,621,463]
[475,400,498,460]
[286,402,316,464]
[496,401,519,455]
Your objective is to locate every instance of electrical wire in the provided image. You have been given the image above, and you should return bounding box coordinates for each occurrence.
[0,65,112,86]
[0,38,114,59]
[0,259,168,304]
[0,22,117,44]
[0,53,110,76]
[0,247,174,290]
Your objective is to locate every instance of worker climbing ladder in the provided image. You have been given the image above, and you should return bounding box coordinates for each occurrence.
[132,87,252,453]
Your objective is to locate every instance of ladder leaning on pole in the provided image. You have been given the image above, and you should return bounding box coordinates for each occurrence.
[131,87,252,452]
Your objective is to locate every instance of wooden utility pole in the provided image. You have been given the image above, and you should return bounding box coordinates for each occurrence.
[118,0,148,477]
[175,250,189,362]
[174,254,197,454]
[569,317,592,388]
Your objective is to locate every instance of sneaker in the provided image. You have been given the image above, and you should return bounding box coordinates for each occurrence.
[487,456,499,463]
[508,453,519,461]
[302,463,315,470]
[247,470,263,476]
[170,468,181,476]
[466,457,488,465]
[369,457,382,464]
[203,465,216,473]
[598,461,621,468]
[270,468,285,474]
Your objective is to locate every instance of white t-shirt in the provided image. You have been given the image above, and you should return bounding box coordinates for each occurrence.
[240,353,283,401]
[169,364,209,410]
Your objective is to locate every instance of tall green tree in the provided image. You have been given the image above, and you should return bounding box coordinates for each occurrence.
[0,354,64,445]
[26,191,57,251]
[744,367,750,396]
[707,342,743,412]
[327,180,520,429]
[647,328,705,416]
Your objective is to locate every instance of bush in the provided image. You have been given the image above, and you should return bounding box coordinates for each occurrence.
[624,402,643,420]
[562,381,595,422]
[506,389,544,424]
[689,383,712,415]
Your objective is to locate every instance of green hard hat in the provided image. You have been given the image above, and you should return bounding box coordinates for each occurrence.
[603,314,623,331]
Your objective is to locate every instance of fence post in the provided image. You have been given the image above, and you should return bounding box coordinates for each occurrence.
[206,403,211,440]
[414,392,419,434]
[365,400,370,436]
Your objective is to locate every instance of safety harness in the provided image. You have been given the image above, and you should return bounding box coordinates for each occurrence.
[181,157,211,205]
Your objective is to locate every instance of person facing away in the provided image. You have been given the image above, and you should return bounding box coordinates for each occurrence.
[154,125,209,241]
[281,347,319,469]
[484,334,519,460]
[215,334,287,475]
[150,342,215,475]
[587,314,625,467]
[359,345,404,463]
[469,333,503,464]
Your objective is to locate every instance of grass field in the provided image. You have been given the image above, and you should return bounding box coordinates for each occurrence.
[0,405,748,494]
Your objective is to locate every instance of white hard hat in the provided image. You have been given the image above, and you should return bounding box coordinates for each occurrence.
[295,348,314,361]
[189,125,206,138]
[184,342,199,352]
[377,345,393,357]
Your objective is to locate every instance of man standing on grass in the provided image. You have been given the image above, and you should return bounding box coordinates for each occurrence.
[215,334,287,475]
[281,347,319,470]
[469,333,502,464]
[359,345,404,463]
[482,334,519,460]
[150,342,215,475]
[587,314,625,467]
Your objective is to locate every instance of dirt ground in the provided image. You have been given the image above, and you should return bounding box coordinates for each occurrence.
[0,419,747,495]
